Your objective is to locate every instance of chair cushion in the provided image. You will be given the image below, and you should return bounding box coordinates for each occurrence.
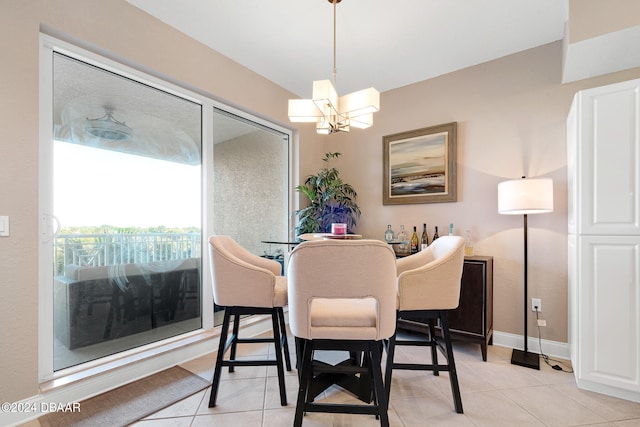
[311,297,377,327]
[308,297,379,340]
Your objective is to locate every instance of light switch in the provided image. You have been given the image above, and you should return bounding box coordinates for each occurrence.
[0,216,9,236]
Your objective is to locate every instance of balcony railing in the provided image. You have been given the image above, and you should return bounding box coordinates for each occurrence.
[54,232,201,275]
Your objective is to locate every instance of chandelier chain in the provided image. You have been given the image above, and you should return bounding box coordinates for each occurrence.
[333,0,337,87]
[287,0,379,134]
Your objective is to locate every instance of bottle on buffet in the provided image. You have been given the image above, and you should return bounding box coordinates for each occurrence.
[464,229,474,256]
[384,224,394,242]
[420,223,428,250]
[397,225,409,256]
[410,226,419,254]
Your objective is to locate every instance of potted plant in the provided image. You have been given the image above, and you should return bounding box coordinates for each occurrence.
[295,152,361,236]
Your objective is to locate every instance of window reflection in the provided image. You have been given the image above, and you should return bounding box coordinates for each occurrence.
[52,53,202,370]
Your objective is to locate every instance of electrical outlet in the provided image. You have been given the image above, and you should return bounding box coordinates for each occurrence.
[532,298,541,312]
[537,319,547,327]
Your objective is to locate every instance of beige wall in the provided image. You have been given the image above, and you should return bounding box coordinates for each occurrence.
[325,42,640,348]
[568,0,640,43]
[3,0,640,407]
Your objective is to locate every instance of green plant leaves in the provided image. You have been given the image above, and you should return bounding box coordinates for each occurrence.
[294,152,361,236]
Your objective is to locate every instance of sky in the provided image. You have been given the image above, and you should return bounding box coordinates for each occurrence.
[54,141,201,229]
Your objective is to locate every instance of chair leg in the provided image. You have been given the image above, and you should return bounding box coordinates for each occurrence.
[271,309,287,406]
[209,308,231,407]
[370,341,390,427]
[294,338,313,427]
[428,319,440,376]
[294,336,303,376]
[383,332,397,408]
[228,313,240,373]
[389,310,463,414]
[439,311,463,414]
[277,307,292,371]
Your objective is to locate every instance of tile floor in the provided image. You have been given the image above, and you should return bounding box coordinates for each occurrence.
[124,330,640,427]
[18,328,640,427]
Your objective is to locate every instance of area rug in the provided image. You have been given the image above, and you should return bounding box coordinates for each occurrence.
[39,366,211,427]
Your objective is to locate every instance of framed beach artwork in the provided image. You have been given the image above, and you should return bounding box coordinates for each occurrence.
[383,122,457,205]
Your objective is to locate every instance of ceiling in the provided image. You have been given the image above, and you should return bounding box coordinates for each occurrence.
[127,0,568,98]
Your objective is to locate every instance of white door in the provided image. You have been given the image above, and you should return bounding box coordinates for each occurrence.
[575,79,640,236]
[578,235,640,397]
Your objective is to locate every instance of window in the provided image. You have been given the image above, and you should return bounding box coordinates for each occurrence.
[51,53,203,370]
[40,37,292,379]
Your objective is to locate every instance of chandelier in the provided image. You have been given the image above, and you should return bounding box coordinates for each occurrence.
[288,0,380,134]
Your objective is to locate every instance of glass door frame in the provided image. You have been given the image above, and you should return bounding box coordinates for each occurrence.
[39,34,294,383]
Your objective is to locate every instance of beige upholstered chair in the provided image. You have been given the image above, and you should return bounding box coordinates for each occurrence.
[385,235,465,414]
[208,235,291,407]
[287,239,397,427]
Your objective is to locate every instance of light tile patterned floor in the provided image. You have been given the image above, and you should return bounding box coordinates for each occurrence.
[127,330,640,427]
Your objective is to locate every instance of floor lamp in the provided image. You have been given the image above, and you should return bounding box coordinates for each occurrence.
[498,176,553,370]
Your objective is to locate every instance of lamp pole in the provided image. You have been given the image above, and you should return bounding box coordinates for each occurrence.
[511,211,540,369]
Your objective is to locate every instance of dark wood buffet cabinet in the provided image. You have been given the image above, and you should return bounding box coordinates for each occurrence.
[448,256,493,361]
[398,255,494,361]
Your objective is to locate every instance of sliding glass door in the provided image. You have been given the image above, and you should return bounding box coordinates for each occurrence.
[42,39,292,377]
[52,53,203,370]
[211,109,290,323]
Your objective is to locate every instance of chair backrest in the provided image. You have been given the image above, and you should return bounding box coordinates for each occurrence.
[396,235,465,311]
[208,235,280,308]
[287,239,397,340]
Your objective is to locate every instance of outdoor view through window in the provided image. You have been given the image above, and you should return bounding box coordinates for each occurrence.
[52,53,203,370]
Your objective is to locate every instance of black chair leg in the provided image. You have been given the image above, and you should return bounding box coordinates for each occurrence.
[428,319,439,376]
[277,307,292,371]
[294,338,313,427]
[370,342,390,427]
[271,310,287,406]
[209,309,231,407]
[387,310,463,414]
[439,311,463,414]
[383,332,396,407]
[209,306,288,408]
[228,313,240,373]
[294,336,303,375]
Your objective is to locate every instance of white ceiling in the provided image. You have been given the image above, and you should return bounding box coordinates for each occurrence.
[127,0,568,98]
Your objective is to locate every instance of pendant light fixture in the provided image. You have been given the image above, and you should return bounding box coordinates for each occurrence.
[288,0,380,134]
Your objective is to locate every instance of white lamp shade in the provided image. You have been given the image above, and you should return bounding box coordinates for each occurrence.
[288,99,322,122]
[312,80,339,116]
[339,87,380,118]
[498,177,553,215]
[349,113,373,129]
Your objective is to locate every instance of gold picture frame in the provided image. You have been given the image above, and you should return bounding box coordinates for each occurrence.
[383,122,457,205]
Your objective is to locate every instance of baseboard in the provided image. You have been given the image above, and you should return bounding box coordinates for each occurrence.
[3,314,275,427]
[492,330,570,360]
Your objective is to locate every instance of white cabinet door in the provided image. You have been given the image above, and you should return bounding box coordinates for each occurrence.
[575,79,640,236]
[577,235,640,399]
[568,234,578,371]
